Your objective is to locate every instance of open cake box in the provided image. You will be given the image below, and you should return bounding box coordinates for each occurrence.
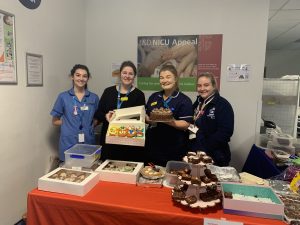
[105,106,145,147]
[38,167,99,196]
[95,160,144,184]
[221,182,284,220]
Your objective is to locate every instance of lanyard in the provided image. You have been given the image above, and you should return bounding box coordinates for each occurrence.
[194,95,214,120]
[73,97,84,130]
[163,96,172,109]
[117,85,132,109]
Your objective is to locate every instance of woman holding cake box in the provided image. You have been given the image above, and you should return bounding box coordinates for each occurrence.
[94,61,146,162]
[145,64,193,166]
[189,72,234,166]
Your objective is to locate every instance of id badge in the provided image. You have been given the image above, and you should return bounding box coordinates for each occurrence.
[80,105,89,111]
[188,124,199,134]
[78,133,85,143]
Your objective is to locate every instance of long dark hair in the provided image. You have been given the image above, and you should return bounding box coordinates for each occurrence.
[120,61,137,76]
[70,64,91,89]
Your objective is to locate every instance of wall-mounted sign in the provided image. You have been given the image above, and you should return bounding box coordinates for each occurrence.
[19,0,41,10]
[227,64,250,82]
[26,53,43,86]
[137,34,223,92]
[0,10,17,84]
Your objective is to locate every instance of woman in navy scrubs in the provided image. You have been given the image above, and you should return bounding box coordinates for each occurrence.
[189,72,234,166]
[145,64,193,166]
[94,61,146,162]
[50,64,99,161]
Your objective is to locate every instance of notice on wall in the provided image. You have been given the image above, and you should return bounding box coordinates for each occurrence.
[26,53,43,86]
[227,64,250,82]
[0,10,16,84]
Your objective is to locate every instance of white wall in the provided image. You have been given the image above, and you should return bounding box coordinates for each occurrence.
[0,0,86,224]
[0,0,270,223]
[86,0,270,170]
[266,49,300,77]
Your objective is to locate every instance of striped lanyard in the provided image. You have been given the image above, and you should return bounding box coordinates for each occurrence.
[117,85,132,109]
[194,94,214,121]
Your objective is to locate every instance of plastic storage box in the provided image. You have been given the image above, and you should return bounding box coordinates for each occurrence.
[164,161,191,187]
[267,141,295,155]
[272,133,294,147]
[65,144,101,168]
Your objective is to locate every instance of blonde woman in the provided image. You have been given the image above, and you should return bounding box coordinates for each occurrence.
[145,64,193,166]
[189,72,234,166]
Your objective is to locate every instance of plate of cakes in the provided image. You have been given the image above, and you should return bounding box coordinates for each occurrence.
[172,183,222,209]
[183,151,214,166]
[149,107,174,122]
[140,165,166,180]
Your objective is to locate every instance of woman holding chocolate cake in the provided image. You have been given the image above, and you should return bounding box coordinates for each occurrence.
[189,72,234,166]
[145,64,193,166]
[94,61,146,162]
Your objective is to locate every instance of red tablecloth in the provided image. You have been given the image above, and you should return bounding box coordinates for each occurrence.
[27,181,286,225]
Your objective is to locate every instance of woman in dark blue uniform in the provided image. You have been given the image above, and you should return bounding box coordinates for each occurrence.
[145,64,193,166]
[189,72,234,166]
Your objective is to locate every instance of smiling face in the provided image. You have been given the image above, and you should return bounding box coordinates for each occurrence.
[159,70,177,92]
[120,66,135,87]
[196,75,216,99]
[71,68,89,89]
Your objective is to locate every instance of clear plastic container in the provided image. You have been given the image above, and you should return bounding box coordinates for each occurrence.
[267,141,295,155]
[65,144,101,168]
[164,161,191,187]
[272,133,294,147]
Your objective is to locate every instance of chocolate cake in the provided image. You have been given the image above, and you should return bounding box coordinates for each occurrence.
[172,191,186,201]
[224,191,233,199]
[191,176,201,185]
[185,195,197,204]
[149,107,173,121]
[200,176,211,184]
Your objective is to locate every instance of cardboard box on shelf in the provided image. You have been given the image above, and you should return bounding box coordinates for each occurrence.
[38,167,99,196]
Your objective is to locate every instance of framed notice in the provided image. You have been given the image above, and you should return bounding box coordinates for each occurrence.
[0,10,17,84]
[26,53,43,86]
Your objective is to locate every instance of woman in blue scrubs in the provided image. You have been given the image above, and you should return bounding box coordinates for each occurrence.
[189,72,234,166]
[50,64,99,161]
[145,64,193,166]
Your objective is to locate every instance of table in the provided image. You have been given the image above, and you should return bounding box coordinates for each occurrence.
[242,144,285,179]
[27,181,286,225]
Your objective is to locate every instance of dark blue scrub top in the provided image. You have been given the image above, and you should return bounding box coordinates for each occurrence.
[145,91,193,165]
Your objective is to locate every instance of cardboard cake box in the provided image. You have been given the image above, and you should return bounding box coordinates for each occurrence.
[38,167,99,196]
[105,106,145,147]
[221,182,284,220]
[95,159,144,184]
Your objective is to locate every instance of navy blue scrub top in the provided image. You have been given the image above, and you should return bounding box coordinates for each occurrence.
[50,88,99,161]
[145,90,193,165]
